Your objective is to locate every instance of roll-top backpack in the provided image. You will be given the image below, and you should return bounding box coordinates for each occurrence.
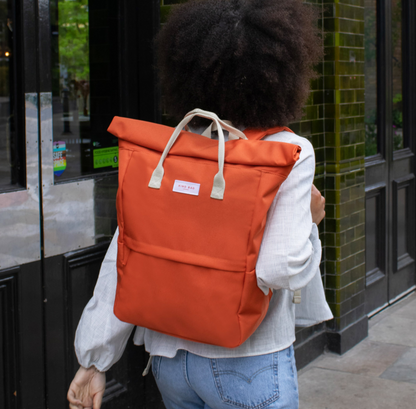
[107,109,301,348]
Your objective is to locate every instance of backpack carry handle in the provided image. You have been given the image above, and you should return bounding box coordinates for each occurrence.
[148,109,247,200]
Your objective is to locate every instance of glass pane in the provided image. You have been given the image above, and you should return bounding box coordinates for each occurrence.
[392,0,403,151]
[50,0,119,182]
[160,0,188,126]
[0,0,21,191]
[364,0,378,157]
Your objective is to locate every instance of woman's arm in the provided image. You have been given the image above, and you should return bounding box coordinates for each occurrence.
[256,136,323,294]
[74,228,135,371]
[68,229,135,407]
[311,184,325,225]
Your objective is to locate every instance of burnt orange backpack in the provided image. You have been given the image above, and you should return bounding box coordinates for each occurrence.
[107,109,301,348]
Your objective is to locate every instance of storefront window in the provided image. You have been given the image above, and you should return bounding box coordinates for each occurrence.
[391,0,403,151]
[160,0,188,126]
[50,0,119,182]
[0,0,20,191]
[364,0,378,157]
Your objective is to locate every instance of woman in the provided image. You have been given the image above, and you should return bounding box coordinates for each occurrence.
[68,1,333,408]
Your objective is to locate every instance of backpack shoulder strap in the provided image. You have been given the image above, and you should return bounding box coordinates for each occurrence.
[244,126,294,141]
[243,125,300,304]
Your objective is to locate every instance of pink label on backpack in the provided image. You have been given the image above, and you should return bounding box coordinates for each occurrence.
[173,180,200,196]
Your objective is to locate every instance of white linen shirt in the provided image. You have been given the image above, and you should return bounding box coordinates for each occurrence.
[75,131,333,372]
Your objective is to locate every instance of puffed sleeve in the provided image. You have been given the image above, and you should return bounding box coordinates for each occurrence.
[74,228,135,372]
[256,136,321,294]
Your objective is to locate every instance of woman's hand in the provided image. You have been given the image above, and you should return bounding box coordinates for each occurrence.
[67,366,106,409]
[311,184,325,225]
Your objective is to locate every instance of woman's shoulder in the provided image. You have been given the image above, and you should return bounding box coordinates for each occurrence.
[263,131,315,161]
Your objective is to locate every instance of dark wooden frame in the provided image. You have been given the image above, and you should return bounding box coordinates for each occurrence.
[392,174,415,272]
[0,270,19,409]
[365,184,387,286]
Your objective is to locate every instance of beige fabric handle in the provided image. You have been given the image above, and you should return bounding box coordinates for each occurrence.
[293,289,301,304]
[200,119,239,139]
[148,109,247,200]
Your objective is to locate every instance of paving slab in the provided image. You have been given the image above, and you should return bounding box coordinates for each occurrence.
[367,314,416,347]
[298,367,416,409]
[369,293,416,328]
[380,347,416,384]
[390,297,416,321]
[310,339,408,377]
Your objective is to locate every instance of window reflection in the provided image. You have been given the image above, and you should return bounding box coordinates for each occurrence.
[0,0,20,191]
[391,0,403,151]
[51,0,119,182]
[364,0,378,157]
[160,0,188,126]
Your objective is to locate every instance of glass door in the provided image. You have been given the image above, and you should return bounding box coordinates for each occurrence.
[364,0,415,315]
[2,1,163,408]
[0,0,40,269]
[40,1,163,408]
[0,1,46,408]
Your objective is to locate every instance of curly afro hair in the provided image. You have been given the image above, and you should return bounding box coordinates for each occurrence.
[156,0,323,128]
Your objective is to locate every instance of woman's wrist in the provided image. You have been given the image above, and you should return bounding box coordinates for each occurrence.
[81,365,104,374]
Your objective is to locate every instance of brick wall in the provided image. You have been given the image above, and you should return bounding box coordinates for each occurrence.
[322,0,367,353]
[291,0,328,357]
[292,0,368,355]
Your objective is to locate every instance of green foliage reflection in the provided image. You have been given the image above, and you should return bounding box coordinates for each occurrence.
[365,109,377,157]
[58,0,89,81]
[392,93,403,150]
[51,0,90,116]
[392,0,403,151]
[364,1,377,157]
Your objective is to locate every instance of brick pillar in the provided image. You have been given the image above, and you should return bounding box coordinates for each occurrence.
[291,1,328,367]
[322,0,368,354]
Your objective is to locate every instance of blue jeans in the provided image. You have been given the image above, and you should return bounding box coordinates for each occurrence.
[152,346,299,409]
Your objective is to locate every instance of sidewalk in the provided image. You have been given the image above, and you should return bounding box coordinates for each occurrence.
[298,292,416,409]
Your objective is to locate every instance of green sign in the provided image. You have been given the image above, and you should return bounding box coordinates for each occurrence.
[93,147,119,169]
